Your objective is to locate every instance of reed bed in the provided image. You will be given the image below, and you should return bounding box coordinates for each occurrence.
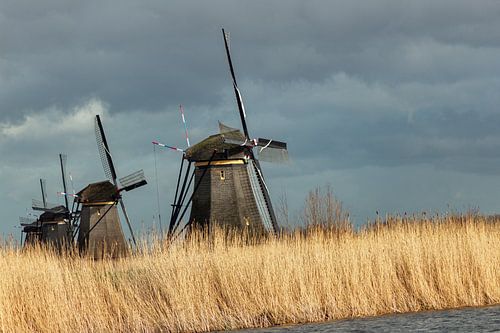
[0,215,498,332]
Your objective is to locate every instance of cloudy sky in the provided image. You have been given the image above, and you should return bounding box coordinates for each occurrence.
[1,1,500,238]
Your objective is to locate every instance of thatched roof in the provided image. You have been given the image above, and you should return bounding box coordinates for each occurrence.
[77,181,119,204]
[185,130,247,162]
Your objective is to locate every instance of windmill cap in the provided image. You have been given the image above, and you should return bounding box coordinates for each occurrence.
[38,207,68,222]
[185,130,247,162]
[76,181,119,204]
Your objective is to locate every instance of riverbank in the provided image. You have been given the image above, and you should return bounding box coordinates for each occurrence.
[0,215,498,332]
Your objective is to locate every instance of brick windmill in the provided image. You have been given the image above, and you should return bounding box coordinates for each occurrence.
[164,29,288,237]
[72,115,147,258]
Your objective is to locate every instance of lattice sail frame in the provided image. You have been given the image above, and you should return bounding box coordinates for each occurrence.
[220,131,289,164]
[19,216,37,225]
[95,116,116,182]
[32,199,59,211]
[119,170,147,192]
[258,145,289,164]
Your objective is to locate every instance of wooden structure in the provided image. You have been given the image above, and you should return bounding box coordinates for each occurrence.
[76,181,128,259]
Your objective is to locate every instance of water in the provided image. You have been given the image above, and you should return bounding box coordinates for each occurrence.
[235,305,500,332]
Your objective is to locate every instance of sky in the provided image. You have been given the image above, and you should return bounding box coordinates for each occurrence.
[1,0,500,238]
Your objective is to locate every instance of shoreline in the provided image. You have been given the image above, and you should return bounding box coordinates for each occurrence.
[231,304,500,332]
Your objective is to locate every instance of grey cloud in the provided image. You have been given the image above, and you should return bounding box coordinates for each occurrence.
[2,1,500,236]
[2,1,500,122]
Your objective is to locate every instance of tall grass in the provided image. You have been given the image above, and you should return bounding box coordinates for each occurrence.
[0,213,498,332]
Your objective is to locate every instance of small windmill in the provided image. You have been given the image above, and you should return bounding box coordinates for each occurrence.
[73,115,147,258]
[21,154,73,247]
[165,29,288,237]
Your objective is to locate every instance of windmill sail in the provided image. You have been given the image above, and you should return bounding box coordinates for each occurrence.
[222,28,249,139]
[119,170,147,192]
[40,179,47,208]
[59,154,70,211]
[92,115,142,247]
[32,199,60,212]
[95,115,118,183]
[220,134,289,164]
[256,138,289,163]
[19,216,37,225]
[247,161,273,231]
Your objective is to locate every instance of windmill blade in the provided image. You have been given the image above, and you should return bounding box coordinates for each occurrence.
[258,146,289,164]
[179,105,191,147]
[246,161,274,232]
[152,141,185,153]
[220,135,289,163]
[256,138,287,150]
[250,158,280,233]
[222,136,250,147]
[58,191,78,198]
[69,173,76,196]
[32,199,59,211]
[59,153,70,211]
[119,170,147,192]
[40,179,47,208]
[19,216,37,225]
[95,115,118,184]
[256,138,289,163]
[222,28,250,139]
[118,198,137,246]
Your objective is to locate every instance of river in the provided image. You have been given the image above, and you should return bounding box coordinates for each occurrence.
[234,305,499,332]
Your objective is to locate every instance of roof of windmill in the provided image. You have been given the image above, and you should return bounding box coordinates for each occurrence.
[39,206,68,222]
[77,181,119,204]
[185,129,247,162]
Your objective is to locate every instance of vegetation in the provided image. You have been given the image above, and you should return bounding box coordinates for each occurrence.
[0,191,499,332]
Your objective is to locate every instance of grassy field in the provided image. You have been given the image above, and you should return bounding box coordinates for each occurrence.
[0,212,498,332]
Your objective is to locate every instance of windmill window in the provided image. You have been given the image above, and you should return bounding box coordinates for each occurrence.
[220,170,225,180]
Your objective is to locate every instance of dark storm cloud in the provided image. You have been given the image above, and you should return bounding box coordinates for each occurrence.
[1,0,500,235]
[240,72,500,175]
[2,0,500,121]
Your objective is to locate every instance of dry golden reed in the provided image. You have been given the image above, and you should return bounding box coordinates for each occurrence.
[0,215,498,332]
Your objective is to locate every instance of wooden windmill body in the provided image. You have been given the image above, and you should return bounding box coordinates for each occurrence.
[76,181,128,259]
[38,207,70,246]
[186,132,274,233]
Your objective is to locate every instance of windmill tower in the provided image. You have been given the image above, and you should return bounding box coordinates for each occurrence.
[166,29,288,237]
[75,115,147,259]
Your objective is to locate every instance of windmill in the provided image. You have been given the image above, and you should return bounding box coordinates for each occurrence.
[165,29,288,237]
[73,115,147,258]
[21,154,72,248]
[21,178,53,245]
